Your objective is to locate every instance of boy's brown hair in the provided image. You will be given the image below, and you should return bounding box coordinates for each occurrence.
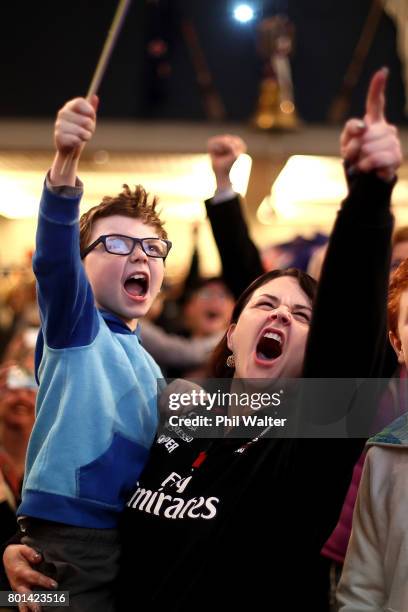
[388,258,408,337]
[79,184,167,254]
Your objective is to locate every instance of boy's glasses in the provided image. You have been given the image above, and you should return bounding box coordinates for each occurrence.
[81,234,172,260]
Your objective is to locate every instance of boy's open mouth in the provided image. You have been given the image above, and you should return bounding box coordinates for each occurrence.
[256,331,283,362]
[124,273,149,298]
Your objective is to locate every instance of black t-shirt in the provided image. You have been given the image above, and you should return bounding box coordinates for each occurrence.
[118,408,366,610]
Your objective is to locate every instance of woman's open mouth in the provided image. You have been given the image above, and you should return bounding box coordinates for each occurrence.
[124,273,149,300]
[255,331,283,365]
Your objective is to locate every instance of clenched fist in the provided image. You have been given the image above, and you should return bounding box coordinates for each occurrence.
[54,96,98,158]
[207,134,247,190]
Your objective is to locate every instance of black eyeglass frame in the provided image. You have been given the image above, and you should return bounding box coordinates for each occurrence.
[81,234,172,260]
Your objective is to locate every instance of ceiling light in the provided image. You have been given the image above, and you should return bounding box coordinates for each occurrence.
[233,4,255,23]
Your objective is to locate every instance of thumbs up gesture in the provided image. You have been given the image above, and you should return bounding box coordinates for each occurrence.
[340,68,402,181]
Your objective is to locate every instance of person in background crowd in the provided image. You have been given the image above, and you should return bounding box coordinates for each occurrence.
[0,365,36,544]
[0,270,38,363]
[390,225,408,272]
[182,278,234,340]
[139,315,222,377]
[173,277,235,378]
[321,225,408,612]
[307,243,328,280]
[337,258,408,611]
[204,134,263,300]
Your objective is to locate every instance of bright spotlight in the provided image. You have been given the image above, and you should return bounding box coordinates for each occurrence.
[233,4,255,23]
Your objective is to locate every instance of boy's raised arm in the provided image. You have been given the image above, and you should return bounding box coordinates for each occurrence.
[33,97,99,354]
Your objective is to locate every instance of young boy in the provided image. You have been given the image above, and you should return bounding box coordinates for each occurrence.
[15,96,171,609]
[338,260,408,611]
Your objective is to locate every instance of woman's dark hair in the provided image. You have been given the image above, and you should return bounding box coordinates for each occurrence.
[207,268,317,378]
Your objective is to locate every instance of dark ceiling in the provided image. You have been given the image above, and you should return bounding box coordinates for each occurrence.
[0,0,405,123]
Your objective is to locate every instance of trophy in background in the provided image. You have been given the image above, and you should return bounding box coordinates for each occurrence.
[253,16,299,130]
